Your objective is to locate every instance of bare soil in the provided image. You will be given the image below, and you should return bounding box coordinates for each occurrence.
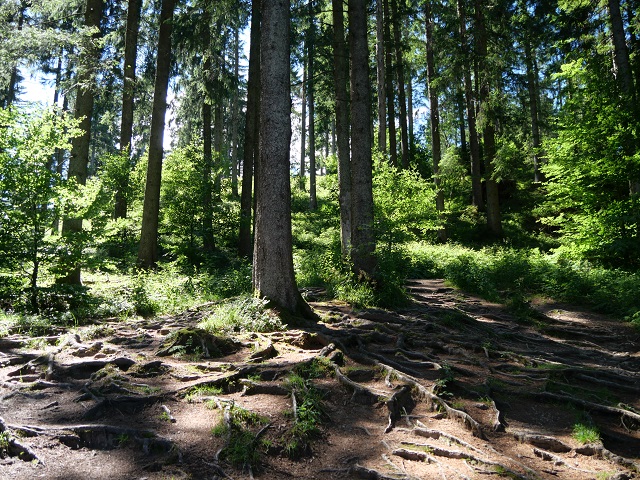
[1,279,639,480]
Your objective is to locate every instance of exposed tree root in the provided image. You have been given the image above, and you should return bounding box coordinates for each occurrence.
[240,379,288,396]
[348,463,408,480]
[83,394,162,420]
[375,362,486,439]
[513,432,572,453]
[532,447,597,474]
[411,428,485,455]
[532,391,640,428]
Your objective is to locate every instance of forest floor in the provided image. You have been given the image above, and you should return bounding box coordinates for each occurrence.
[1,279,639,480]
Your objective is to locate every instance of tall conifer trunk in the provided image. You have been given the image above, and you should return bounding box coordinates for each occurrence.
[58,0,103,285]
[115,0,142,219]
[458,0,482,209]
[383,0,397,166]
[425,0,446,241]
[332,0,352,258]
[349,0,376,279]
[253,0,313,318]
[376,0,386,152]
[392,0,409,169]
[308,0,317,210]
[137,0,176,268]
[238,0,261,259]
[475,0,502,236]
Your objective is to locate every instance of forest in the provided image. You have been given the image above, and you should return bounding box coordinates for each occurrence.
[1,0,640,479]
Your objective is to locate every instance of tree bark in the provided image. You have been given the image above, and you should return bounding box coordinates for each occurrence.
[332,0,352,258]
[308,0,317,210]
[458,0,483,209]
[475,0,502,236]
[524,37,544,183]
[230,26,240,198]
[376,0,386,152]
[137,0,176,268]
[425,0,446,241]
[202,8,215,252]
[391,0,409,169]
[383,0,397,166]
[300,56,307,189]
[608,0,636,100]
[349,0,376,279]
[58,0,103,285]
[115,0,142,219]
[238,0,261,259]
[253,0,312,318]
[5,3,26,108]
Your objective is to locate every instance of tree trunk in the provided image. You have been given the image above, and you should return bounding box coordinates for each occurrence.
[4,3,25,107]
[238,0,261,259]
[213,21,224,201]
[475,0,501,236]
[425,0,446,241]
[391,0,409,169]
[137,0,175,268]
[607,0,640,194]
[230,26,240,198]
[458,0,483,209]
[300,56,307,189]
[608,0,636,100]
[408,72,414,159]
[524,37,544,183]
[57,0,103,285]
[308,0,317,210]
[349,0,376,279]
[203,97,215,252]
[332,0,352,258]
[202,9,215,253]
[376,0,386,152]
[253,0,312,318]
[115,0,142,219]
[383,0,397,166]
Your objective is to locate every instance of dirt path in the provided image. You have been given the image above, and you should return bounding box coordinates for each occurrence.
[1,279,639,479]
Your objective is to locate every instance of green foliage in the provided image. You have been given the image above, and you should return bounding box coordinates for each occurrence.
[540,54,640,268]
[406,243,640,320]
[198,296,285,335]
[283,372,326,458]
[572,421,600,444]
[211,405,269,470]
[0,107,80,307]
[372,154,439,247]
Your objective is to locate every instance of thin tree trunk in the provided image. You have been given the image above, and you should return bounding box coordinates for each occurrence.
[332,0,352,258]
[458,0,483,209]
[524,38,544,183]
[58,0,103,285]
[230,26,240,198]
[5,3,25,107]
[213,21,224,201]
[608,0,639,194]
[349,0,376,279]
[425,0,446,241]
[383,0,397,166]
[376,0,386,152]
[300,55,307,189]
[253,0,312,318]
[238,0,261,259]
[137,0,176,268]
[308,0,317,210]
[392,0,409,169]
[475,0,501,236]
[115,0,142,219]
[203,97,214,252]
[408,72,414,159]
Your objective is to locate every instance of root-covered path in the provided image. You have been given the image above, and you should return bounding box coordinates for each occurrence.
[1,279,639,479]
